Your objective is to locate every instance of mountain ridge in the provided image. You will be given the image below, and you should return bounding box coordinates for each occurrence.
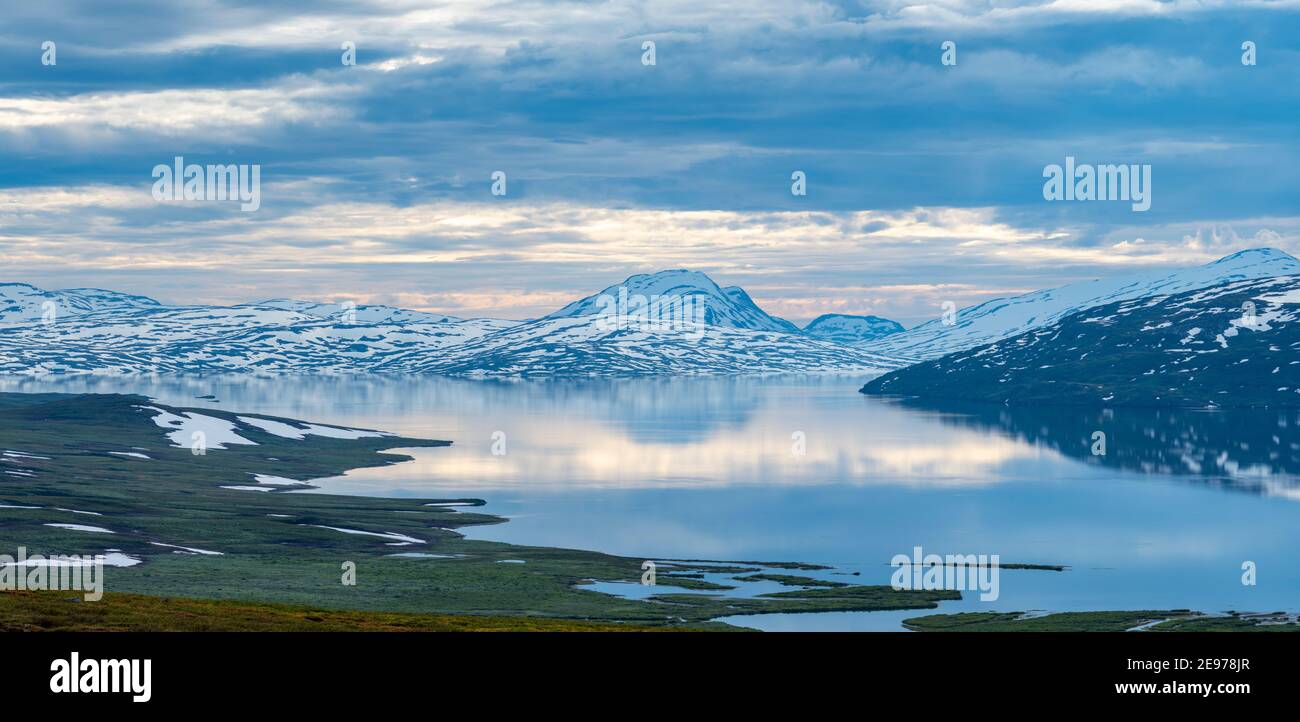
[803,313,904,344]
[545,269,803,334]
[4,251,1295,379]
[861,273,1300,408]
[857,247,1299,362]
[0,269,902,377]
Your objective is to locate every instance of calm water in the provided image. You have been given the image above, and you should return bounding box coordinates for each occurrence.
[5,374,1298,630]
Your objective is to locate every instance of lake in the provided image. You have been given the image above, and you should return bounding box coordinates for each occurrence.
[4,374,1297,630]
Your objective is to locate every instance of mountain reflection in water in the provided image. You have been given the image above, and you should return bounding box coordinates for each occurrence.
[900,399,1300,499]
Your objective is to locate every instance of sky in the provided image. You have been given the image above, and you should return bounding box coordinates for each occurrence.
[1,0,1298,326]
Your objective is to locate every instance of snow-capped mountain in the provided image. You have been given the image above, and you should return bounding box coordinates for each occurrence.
[546,269,802,334]
[859,248,1300,362]
[803,314,903,344]
[862,273,1300,408]
[374,314,902,376]
[0,303,520,375]
[250,299,480,326]
[9,253,1289,381]
[0,270,901,377]
[0,283,161,324]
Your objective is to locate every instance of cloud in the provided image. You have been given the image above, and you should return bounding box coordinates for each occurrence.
[5,184,1299,323]
[838,0,1300,30]
[0,78,351,140]
[1,2,1299,322]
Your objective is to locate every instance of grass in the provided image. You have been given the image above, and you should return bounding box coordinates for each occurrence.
[0,590,669,632]
[903,610,1300,632]
[734,573,847,588]
[1146,614,1300,632]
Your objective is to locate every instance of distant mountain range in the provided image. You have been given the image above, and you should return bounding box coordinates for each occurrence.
[862,272,1300,408]
[4,249,1297,388]
[0,271,902,377]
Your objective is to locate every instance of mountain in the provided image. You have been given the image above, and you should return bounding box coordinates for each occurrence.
[250,299,467,325]
[546,270,802,334]
[859,248,1300,363]
[0,270,901,377]
[861,274,1300,408]
[381,270,899,375]
[0,303,519,375]
[0,283,161,324]
[803,314,904,344]
[11,254,1288,381]
[378,314,902,376]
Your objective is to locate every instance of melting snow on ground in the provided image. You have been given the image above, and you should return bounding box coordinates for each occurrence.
[1,504,99,515]
[142,407,257,449]
[44,523,115,534]
[238,416,390,440]
[149,542,223,556]
[2,553,141,568]
[303,525,425,544]
[251,474,310,486]
[3,450,50,460]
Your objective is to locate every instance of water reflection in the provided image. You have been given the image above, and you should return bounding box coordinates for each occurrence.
[4,375,1299,497]
[900,399,1300,498]
[0,375,762,445]
[5,374,1300,622]
[272,376,1051,493]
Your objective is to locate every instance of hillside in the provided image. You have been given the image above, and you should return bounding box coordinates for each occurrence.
[861,274,1300,408]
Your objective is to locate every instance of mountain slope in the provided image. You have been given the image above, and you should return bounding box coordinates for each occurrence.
[803,314,903,344]
[378,314,903,377]
[546,270,802,333]
[0,304,520,375]
[861,274,1300,408]
[859,248,1300,362]
[250,299,473,325]
[0,283,161,324]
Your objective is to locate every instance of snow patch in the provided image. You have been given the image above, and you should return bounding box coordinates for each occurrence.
[238,416,391,440]
[304,525,425,544]
[149,542,223,556]
[44,523,115,534]
[143,407,257,449]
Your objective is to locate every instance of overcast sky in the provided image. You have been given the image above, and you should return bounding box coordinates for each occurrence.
[2,0,1298,325]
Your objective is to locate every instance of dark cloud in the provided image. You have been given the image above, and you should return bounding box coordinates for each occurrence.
[1,1,1298,319]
